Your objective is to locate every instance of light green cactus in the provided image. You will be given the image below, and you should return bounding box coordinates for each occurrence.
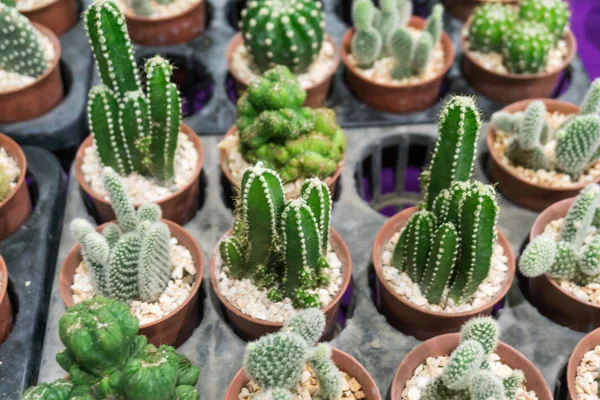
[519,235,557,278]
[559,184,600,248]
[555,115,600,179]
[581,78,600,115]
[468,3,517,53]
[502,21,553,74]
[518,0,570,43]
[460,317,499,356]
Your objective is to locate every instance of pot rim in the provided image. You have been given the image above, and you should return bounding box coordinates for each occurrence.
[0,256,8,315]
[74,123,204,209]
[341,16,455,90]
[122,0,204,22]
[486,98,593,192]
[0,23,61,97]
[372,206,516,319]
[219,125,345,194]
[209,227,352,329]
[460,18,577,80]
[567,327,600,399]
[0,133,28,212]
[225,32,341,91]
[18,0,71,14]
[59,218,204,329]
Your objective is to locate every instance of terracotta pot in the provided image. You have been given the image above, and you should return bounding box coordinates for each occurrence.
[443,0,518,21]
[74,124,204,226]
[0,24,64,123]
[567,327,600,399]
[219,125,344,199]
[59,219,204,347]
[390,333,552,400]
[526,197,600,332]
[0,134,32,241]
[124,0,206,46]
[341,17,454,113]
[372,206,516,340]
[225,348,381,400]
[226,33,340,108]
[0,256,13,345]
[461,19,577,104]
[487,99,587,212]
[210,228,352,341]
[20,0,78,36]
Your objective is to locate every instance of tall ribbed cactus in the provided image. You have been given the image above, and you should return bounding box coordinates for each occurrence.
[518,0,570,43]
[502,21,553,74]
[468,3,517,53]
[555,115,600,179]
[0,4,48,78]
[240,0,325,73]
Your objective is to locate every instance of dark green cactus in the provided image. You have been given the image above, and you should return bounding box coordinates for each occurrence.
[419,222,458,304]
[518,0,570,43]
[502,21,553,74]
[403,210,435,283]
[301,178,331,254]
[468,3,517,53]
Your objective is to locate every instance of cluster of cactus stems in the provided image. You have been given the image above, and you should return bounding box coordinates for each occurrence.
[468,0,570,74]
[243,309,342,400]
[235,65,346,183]
[351,0,444,80]
[423,317,524,400]
[492,78,600,179]
[84,0,181,185]
[126,0,173,17]
[0,2,48,78]
[0,165,11,203]
[240,0,325,74]
[71,168,172,303]
[220,163,332,308]
[520,183,600,286]
[393,96,500,307]
[22,297,200,400]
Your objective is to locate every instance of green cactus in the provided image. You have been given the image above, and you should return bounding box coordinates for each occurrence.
[468,3,517,53]
[240,0,325,74]
[491,111,524,134]
[0,4,48,78]
[308,344,342,400]
[518,0,570,43]
[580,236,600,276]
[469,371,506,400]
[519,235,557,278]
[549,241,579,278]
[301,178,331,255]
[0,165,12,203]
[460,317,499,356]
[503,370,525,399]
[555,115,600,179]
[581,78,600,115]
[442,340,485,390]
[558,183,600,248]
[502,21,553,74]
[388,28,434,80]
[419,222,458,304]
[350,0,382,68]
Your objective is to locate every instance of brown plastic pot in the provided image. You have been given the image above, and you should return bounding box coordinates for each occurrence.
[20,0,78,36]
[0,256,13,345]
[74,124,204,226]
[0,23,64,123]
[226,33,340,108]
[219,125,344,199]
[59,219,204,347]
[341,17,454,113]
[390,333,552,400]
[225,348,381,400]
[210,228,352,341]
[487,98,587,212]
[527,197,600,332]
[0,134,33,241]
[372,206,516,340]
[443,0,518,21]
[567,327,600,399]
[461,19,577,104]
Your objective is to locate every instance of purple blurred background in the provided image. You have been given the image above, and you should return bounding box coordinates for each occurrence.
[569,0,600,79]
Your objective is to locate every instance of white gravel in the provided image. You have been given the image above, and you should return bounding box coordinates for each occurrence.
[401,354,538,400]
[575,345,600,399]
[381,230,509,313]
[71,237,197,325]
[0,29,55,93]
[17,0,54,11]
[216,238,344,323]
[348,27,446,86]
[0,148,20,205]
[231,40,337,89]
[117,0,201,19]
[81,132,198,204]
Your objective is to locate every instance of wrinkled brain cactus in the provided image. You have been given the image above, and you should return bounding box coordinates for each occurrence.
[240,0,325,74]
[220,163,333,308]
[244,309,342,400]
[71,168,172,303]
[22,296,200,400]
[235,65,345,183]
[423,317,524,400]
[85,0,181,184]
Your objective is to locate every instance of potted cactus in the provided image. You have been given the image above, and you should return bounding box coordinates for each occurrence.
[226,0,340,107]
[461,0,576,104]
[22,296,201,399]
[342,1,455,113]
[75,0,204,226]
[218,65,346,199]
[0,2,63,123]
[567,327,600,400]
[487,79,600,211]
[0,256,12,345]
[519,183,600,332]
[442,0,518,22]
[60,169,204,346]
[372,96,515,340]
[225,309,381,400]
[13,0,78,36]
[390,317,552,400]
[210,164,352,340]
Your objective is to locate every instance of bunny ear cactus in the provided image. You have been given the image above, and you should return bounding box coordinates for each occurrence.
[580,78,600,115]
[518,0,570,43]
[502,21,553,74]
[468,3,517,53]
[555,115,600,179]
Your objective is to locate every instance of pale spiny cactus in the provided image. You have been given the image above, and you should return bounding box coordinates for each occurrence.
[555,115,600,179]
[580,78,600,115]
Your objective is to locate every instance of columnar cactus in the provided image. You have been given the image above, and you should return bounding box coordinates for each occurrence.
[0,165,11,203]
[235,66,346,182]
[243,309,343,400]
[0,4,48,78]
[502,21,553,74]
[240,0,325,74]
[518,0,570,43]
[581,78,600,116]
[23,297,200,400]
[468,3,517,53]
[71,169,172,303]
[84,0,181,184]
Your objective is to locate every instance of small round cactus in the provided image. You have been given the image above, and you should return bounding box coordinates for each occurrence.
[502,21,553,74]
[468,3,517,53]
[518,0,570,43]
[519,235,557,278]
